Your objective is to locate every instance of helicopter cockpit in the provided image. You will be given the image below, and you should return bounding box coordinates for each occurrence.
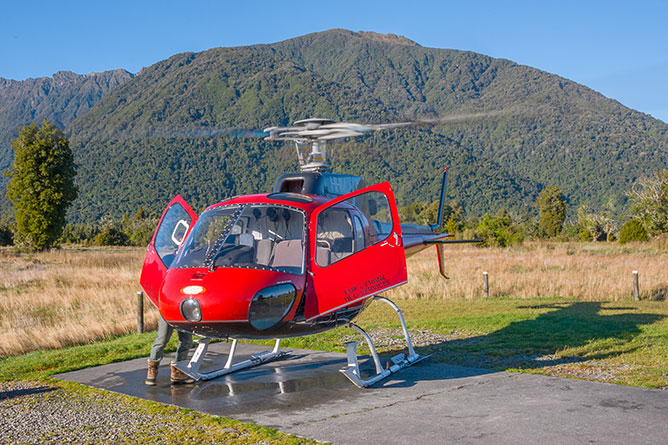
[174,204,306,275]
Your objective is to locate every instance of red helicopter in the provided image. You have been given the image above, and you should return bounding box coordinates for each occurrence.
[139,118,478,387]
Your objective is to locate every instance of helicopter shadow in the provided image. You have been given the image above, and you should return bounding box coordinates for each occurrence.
[370,301,663,389]
[0,385,57,401]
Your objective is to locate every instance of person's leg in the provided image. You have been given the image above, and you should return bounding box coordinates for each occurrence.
[149,316,173,362]
[174,330,193,362]
[146,315,173,385]
[170,330,195,384]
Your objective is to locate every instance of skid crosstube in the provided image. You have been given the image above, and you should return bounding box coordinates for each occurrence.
[172,337,286,381]
[339,296,430,388]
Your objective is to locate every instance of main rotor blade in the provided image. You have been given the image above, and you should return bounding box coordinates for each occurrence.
[241,110,515,145]
[264,120,424,143]
[93,126,270,140]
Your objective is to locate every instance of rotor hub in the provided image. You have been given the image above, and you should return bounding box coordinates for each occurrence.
[264,118,414,173]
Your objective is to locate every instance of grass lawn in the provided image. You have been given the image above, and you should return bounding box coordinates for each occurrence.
[357,297,668,388]
[4,297,668,388]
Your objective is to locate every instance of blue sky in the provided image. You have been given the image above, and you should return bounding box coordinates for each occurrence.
[1,0,667,122]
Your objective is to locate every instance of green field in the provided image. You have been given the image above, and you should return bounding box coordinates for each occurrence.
[4,297,668,388]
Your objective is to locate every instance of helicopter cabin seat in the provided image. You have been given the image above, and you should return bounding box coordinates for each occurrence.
[270,239,303,270]
[255,239,273,266]
[251,208,280,266]
[253,207,304,268]
[316,209,354,267]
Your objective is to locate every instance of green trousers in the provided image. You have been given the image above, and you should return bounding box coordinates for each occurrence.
[149,315,193,362]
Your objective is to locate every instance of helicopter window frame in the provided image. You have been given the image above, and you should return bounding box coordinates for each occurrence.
[175,203,307,275]
[353,215,365,252]
[315,190,395,268]
[154,202,192,269]
[315,206,355,268]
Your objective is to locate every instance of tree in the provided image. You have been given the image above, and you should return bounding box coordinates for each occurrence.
[619,219,649,244]
[629,170,668,235]
[576,205,616,241]
[475,209,524,247]
[0,215,13,246]
[4,119,78,250]
[537,186,566,238]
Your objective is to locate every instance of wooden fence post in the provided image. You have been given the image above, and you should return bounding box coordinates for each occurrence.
[483,272,489,298]
[633,271,639,301]
[137,291,144,333]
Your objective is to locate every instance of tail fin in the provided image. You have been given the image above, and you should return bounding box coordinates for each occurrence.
[430,167,448,232]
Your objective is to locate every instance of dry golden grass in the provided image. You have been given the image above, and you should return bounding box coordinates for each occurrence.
[0,247,157,357]
[1,241,667,357]
[387,241,668,301]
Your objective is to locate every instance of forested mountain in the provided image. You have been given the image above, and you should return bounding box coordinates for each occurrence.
[7,29,668,221]
[0,69,133,168]
[0,69,133,214]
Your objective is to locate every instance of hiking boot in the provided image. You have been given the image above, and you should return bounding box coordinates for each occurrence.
[170,363,195,384]
[145,360,160,386]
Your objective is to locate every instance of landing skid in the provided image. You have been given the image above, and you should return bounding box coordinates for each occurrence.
[173,337,287,381]
[340,296,430,388]
[173,297,425,386]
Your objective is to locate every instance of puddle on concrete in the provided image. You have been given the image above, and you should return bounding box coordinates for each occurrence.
[61,344,367,417]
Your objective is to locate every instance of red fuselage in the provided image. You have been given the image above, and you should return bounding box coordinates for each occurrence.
[140,182,442,340]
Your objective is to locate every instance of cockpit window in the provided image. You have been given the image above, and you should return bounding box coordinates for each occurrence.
[174,204,305,275]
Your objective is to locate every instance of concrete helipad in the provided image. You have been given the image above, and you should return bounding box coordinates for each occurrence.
[56,341,668,444]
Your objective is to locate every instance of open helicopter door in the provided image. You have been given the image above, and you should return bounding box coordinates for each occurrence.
[305,182,407,321]
[140,195,197,307]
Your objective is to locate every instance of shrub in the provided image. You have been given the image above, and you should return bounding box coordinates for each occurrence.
[129,225,155,246]
[563,222,581,240]
[619,219,649,244]
[445,214,460,234]
[476,211,524,247]
[96,227,129,246]
[578,228,592,242]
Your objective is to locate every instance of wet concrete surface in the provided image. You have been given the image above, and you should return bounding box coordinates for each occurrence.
[56,341,668,444]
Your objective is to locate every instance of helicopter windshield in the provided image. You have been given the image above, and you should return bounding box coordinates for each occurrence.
[174,204,306,275]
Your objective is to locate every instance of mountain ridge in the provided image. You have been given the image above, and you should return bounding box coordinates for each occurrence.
[3,30,668,222]
[0,68,133,165]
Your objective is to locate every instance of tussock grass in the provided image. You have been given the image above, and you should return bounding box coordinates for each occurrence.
[0,247,158,357]
[1,241,667,358]
[387,241,668,301]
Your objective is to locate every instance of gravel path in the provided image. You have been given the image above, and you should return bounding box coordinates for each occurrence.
[0,381,244,444]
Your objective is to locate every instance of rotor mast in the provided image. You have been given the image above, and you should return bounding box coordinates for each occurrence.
[264,118,336,172]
